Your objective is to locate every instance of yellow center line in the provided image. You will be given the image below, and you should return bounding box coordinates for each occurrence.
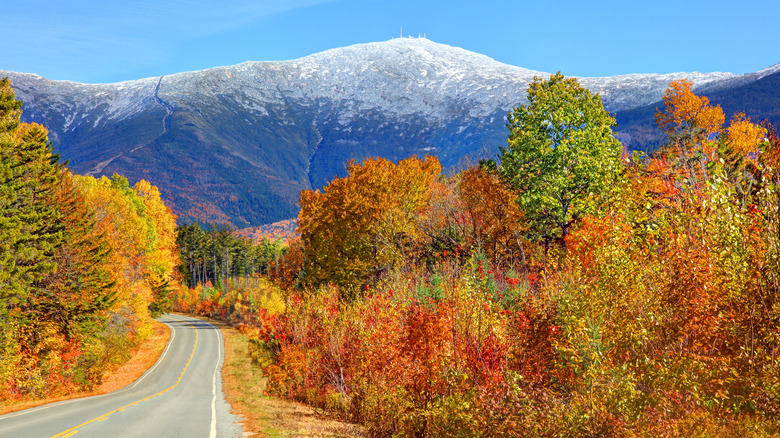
[49,316,197,438]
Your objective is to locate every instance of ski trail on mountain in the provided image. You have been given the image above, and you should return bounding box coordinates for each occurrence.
[87,76,173,176]
[153,76,174,133]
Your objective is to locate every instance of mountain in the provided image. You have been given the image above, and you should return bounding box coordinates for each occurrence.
[2,38,773,227]
[615,63,780,152]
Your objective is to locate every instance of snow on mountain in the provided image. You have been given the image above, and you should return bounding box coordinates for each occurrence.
[0,38,771,227]
[4,37,744,141]
[154,37,736,126]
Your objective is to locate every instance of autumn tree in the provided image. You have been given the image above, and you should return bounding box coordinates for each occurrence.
[298,156,440,298]
[654,78,725,184]
[38,170,116,337]
[458,166,526,265]
[498,73,622,245]
[134,179,179,316]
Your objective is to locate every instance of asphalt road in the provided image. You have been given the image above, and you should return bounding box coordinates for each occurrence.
[0,314,244,438]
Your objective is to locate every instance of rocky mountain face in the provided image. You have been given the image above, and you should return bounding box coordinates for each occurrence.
[3,38,777,227]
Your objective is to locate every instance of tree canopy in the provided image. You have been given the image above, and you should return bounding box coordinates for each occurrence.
[298,156,441,298]
[498,72,622,244]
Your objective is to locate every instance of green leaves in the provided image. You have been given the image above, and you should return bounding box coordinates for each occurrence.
[499,73,622,243]
[0,79,63,309]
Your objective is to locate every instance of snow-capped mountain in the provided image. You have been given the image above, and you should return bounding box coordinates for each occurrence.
[2,38,776,227]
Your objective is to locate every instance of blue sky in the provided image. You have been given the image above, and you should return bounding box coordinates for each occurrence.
[5,0,779,83]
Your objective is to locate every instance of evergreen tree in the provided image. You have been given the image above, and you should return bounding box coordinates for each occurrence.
[39,171,117,337]
[0,78,63,323]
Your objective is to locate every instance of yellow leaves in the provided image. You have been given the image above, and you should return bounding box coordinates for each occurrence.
[298,156,441,295]
[726,113,765,159]
[134,179,179,281]
[13,122,49,143]
[72,175,178,338]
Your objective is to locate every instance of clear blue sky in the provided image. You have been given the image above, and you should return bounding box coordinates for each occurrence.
[5,0,779,84]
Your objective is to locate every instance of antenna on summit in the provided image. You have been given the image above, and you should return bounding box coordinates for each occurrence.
[400,27,403,38]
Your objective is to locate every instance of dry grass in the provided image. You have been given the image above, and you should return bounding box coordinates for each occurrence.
[206,317,365,438]
[0,320,170,415]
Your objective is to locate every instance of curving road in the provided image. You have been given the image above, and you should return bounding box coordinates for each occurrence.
[0,315,243,438]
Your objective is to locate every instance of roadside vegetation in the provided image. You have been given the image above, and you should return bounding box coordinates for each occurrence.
[206,315,364,437]
[174,75,780,436]
[0,78,179,405]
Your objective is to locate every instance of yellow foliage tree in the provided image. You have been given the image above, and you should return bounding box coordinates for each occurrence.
[726,112,765,159]
[134,180,179,315]
[74,175,177,338]
[299,156,441,298]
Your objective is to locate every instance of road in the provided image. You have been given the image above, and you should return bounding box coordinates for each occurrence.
[0,314,244,438]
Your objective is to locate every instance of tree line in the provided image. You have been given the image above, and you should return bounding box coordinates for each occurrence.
[175,222,286,289]
[0,78,178,401]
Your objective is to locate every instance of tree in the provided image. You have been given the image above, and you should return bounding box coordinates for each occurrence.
[298,156,440,298]
[38,170,116,337]
[654,78,725,185]
[0,78,63,322]
[498,73,622,245]
[458,167,526,265]
[655,78,724,146]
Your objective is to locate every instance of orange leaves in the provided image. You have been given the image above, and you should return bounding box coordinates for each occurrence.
[726,112,765,159]
[458,167,525,263]
[655,78,724,141]
[298,156,441,296]
[655,79,725,185]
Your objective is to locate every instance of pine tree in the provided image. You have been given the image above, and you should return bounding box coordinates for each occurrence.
[39,171,117,338]
[0,78,63,323]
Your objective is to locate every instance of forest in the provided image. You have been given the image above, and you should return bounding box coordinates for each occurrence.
[174,74,780,437]
[0,78,179,401]
[3,67,779,435]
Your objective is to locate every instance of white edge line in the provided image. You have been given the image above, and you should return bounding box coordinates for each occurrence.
[209,325,221,438]
[130,316,177,389]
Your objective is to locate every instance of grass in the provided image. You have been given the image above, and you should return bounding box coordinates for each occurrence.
[206,317,365,438]
[0,319,171,415]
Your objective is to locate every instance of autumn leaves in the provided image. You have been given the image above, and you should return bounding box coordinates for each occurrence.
[244,76,780,435]
[0,79,178,401]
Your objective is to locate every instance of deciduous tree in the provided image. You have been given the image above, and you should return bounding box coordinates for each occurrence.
[298,156,440,297]
[499,73,622,245]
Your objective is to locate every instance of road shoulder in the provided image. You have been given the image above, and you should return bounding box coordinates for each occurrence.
[0,319,170,415]
[206,317,364,437]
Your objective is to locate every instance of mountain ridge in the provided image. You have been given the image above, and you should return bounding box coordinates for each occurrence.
[3,38,776,227]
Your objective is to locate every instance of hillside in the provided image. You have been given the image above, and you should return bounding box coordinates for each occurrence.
[3,38,774,227]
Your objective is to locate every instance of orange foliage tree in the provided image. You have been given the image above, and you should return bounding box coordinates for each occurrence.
[654,78,725,184]
[458,166,526,266]
[298,156,441,298]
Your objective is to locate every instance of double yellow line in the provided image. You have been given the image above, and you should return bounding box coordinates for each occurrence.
[50,316,197,438]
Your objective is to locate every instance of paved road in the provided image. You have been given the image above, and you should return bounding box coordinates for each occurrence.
[0,314,243,438]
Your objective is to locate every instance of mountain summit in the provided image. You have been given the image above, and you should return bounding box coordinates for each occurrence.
[3,38,776,227]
